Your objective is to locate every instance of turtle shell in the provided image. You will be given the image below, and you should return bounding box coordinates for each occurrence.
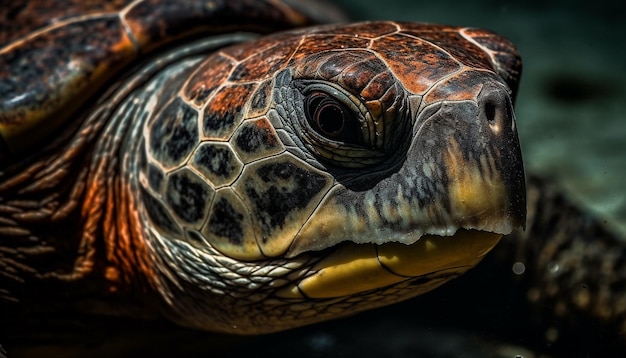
[0,0,344,162]
[0,1,526,335]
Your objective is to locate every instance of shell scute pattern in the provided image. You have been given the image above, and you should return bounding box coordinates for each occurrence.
[226,37,300,82]
[402,28,494,72]
[0,14,135,154]
[1,0,328,162]
[233,155,333,257]
[183,54,235,107]
[370,33,463,94]
[148,97,199,170]
[289,34,371,64]
[164,167,215,229]
[189,142,243,188]
[232,117,284,164]
[247,79,274,118]
[201,83,257,141]
[201,188,261,260]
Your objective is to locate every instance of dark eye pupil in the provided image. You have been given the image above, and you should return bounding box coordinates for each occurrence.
[305,92,358,142]
[317,104,344,135]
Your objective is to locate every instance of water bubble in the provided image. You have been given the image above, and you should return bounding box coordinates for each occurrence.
[512,262,525,275]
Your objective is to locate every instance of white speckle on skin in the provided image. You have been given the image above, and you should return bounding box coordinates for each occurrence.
[422,163,432,178]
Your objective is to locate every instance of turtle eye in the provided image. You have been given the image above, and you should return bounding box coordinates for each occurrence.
[304,92,361,144]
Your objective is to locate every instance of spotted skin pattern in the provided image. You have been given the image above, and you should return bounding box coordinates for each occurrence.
[6,2,621,353]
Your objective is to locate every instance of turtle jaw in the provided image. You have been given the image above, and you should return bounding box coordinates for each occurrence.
[277,229,501,299]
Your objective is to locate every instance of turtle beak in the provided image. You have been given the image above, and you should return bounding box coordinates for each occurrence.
[416,83,526,233]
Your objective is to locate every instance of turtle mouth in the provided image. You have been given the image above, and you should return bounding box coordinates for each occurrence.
[276,228,501,299]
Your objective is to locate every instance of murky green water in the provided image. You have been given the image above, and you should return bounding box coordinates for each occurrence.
[336,0,626,237]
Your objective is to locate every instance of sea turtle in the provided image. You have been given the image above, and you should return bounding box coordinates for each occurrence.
[0,0,624,356]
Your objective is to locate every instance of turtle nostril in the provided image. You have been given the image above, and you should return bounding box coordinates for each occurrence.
[478,85,514,136]
[484,101,497,124]
[483,100,505,135]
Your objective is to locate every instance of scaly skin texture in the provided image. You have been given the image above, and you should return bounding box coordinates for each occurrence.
[1,10,526,334]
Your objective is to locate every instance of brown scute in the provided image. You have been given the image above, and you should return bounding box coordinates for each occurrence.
[233,117,283,163]
[290,34,371,64]
[422,70,502,106]
[228,38,299,82]
[370,33,462,95]
[202,83,257,140]
[183,54,235,107]
[403,28,494,71]
[460,28,522,95]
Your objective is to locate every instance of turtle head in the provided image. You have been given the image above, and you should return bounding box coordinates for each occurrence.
[268,23,526,300]
[135,21,525,333]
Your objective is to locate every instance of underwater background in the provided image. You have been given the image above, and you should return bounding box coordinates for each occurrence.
[336,0,626,240]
